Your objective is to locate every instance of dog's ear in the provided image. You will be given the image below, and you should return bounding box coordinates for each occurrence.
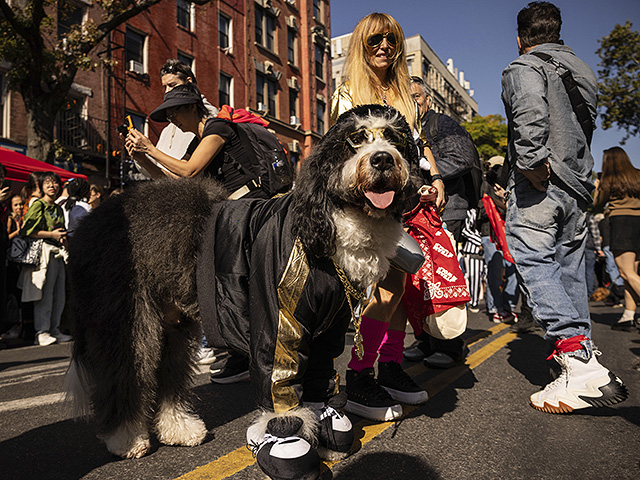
[291,143,337,260]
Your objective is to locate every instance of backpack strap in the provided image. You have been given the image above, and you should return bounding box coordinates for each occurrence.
[426,112,440,145]
[530,51,594,146]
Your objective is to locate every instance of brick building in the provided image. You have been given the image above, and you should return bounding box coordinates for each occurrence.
[0,0,332,186]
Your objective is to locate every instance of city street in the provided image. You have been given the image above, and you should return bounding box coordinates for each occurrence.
[1,302,638,480]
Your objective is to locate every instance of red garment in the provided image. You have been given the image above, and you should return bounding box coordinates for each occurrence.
[217,105,270,127]
[482,194,514,264]
[402,203,470,335]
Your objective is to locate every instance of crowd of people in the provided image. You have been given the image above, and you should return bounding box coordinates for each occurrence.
[0,3,636,437]
[0,168,115,348]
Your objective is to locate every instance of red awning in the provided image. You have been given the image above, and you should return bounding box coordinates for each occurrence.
[0,147,88,183]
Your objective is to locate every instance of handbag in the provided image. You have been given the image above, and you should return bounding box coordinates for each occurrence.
[8,236,44,266]
[402,203,470,339]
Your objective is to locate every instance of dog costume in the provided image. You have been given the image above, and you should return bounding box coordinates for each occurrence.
[66,105,420,479]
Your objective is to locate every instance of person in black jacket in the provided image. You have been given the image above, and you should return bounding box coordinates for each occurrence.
[404,77,479,368]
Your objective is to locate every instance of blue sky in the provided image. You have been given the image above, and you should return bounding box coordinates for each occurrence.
[331,0,640,170]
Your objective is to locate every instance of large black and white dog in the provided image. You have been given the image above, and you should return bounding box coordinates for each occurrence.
[65,105,420,478]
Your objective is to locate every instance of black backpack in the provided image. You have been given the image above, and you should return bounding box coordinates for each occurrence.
[227,121,293,197]
[426,112,483,207]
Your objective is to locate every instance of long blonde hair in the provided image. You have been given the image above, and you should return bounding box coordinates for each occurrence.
[344,13,416,129]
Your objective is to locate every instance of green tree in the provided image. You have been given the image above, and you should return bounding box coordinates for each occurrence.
[596,20,640,143]
[0,0,208,162]
[461,114,508,160]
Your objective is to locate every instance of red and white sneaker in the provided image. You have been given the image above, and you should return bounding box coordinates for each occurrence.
[530,336,628,414]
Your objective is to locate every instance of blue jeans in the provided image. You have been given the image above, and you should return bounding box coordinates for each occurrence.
[505,178,591,345]
[481,236,519,314]
[603,246,624,286]
[585,248,596,297]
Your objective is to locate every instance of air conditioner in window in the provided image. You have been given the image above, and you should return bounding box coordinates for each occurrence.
[257,102,267,112]
[289,115,300,126]
[128,60,144,75]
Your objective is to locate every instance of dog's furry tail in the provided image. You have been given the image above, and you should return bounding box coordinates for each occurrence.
[64,359,93,419]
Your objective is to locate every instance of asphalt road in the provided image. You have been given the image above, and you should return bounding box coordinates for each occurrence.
[1,302,638,480]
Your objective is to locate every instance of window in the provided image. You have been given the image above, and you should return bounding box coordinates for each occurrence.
[177,51,193,70]
[287,28,297,65]
[315,44,324,80]
[219,72,232,107]
[219,12,231,50]
[255,6,276,51]
[313,0,322,20]
[317,100,325,135]
[125,27,147,73]
[289,88,298,123]
[57,0,86,37]
[177,0,194,31]
[257,72,277,115]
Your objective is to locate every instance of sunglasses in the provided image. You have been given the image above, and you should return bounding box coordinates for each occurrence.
[346,127,407,152]
[366,32,398,48]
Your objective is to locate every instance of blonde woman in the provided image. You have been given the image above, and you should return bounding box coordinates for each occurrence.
[330,12,444,422]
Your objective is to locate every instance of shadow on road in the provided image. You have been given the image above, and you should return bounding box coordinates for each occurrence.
[0,419,112,480]
[333,452,442,479]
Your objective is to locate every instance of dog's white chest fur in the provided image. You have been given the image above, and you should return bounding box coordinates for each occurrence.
[331,208,403,288]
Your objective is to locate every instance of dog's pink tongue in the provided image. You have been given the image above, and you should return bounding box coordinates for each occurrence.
[365,190,395,210]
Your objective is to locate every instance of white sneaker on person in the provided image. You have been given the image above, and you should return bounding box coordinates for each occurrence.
[530,352,628,414]
[36,332,58,346]
[197,347,217,365]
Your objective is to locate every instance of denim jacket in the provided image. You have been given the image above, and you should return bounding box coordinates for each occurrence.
[501,43,597,203]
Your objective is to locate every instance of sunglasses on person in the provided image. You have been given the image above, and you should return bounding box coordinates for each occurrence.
[366,32,398,48]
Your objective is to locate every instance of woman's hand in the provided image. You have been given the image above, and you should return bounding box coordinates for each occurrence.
[494,184,505,200]
[50,228,67,243]
[125,129,154,155]
[432,179,446,211]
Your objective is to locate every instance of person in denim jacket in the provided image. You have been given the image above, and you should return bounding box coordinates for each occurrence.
[501,1,627,413]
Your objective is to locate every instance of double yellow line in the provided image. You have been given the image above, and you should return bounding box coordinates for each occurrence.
[176,324,517,480]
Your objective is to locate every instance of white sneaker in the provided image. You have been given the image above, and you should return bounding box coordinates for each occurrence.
[530,352,628,413]
[197,347,217,365]
[36,332,58,346]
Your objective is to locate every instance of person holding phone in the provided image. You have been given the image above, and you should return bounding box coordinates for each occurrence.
[19,172,72,346]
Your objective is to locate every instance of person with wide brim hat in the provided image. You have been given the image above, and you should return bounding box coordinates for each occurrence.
[125,83,226,179]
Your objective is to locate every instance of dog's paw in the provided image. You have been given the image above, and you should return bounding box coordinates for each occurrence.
[102,424,151,459]
[155,402,207,446]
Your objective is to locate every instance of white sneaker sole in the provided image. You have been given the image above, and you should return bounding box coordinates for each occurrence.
[382,386,429,405]
[530,372,628,414]
[344,400,402,422]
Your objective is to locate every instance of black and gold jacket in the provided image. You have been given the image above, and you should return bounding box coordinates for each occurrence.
[197,193,351,413]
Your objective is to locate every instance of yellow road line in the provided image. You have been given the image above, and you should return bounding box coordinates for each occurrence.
[176,326,517,480]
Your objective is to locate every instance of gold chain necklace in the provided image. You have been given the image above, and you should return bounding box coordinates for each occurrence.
[379,85,390,105]
[333,261,371,360]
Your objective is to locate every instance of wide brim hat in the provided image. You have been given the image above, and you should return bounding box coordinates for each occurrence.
[149,87,201,122]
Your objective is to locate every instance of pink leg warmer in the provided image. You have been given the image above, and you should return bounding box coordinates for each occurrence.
[347,315,389,372]
[378,329,406,364]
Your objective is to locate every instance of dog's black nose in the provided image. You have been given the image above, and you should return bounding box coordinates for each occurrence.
[369,151,394,171]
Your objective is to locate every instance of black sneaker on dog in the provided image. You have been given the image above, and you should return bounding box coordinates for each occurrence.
[247,413,322,480]
[344,368,402,422]
[306,392,354,460]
